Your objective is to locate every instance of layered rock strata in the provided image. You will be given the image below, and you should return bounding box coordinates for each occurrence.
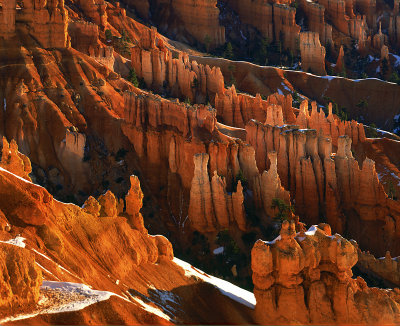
[252,221,400,324]
[188,153,246,232]
[0,0,69,48]
[300,32,327,76]
[172,0,225,48]
[246,113,400,255]
[357,249,400,287]
[223,0,300,52]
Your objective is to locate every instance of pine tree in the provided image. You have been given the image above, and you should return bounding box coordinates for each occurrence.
[128,68,139,87]
[224,42,234,60]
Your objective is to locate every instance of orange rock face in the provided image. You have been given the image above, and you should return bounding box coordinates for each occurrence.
[0,243,42,319]
[224,0,300,52]
[0,0,69,48]
[299,0,333,45]
[132,28,225,103]
[76,0,108,29]
[1,137,32,181]
[252,221,400,324]
[171,0,225,48]
[300,32,327,76]
[188,153,247,232]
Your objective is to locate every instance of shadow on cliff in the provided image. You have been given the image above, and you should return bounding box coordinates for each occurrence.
[130,282,255,325]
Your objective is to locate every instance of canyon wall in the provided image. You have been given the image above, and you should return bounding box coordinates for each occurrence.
[76,0,108,29]
[299,0,333,45]
[223,0,300,52]
[357,249,400,287]
[0,0,69,48]
[245,98,400,256]
[167,0,225,48]
[300,32,327,75]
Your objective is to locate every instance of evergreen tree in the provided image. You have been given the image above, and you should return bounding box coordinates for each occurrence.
[128,68,139,87]
[224,42,234,60]
[105,29,113,41]
[204,34,212,53]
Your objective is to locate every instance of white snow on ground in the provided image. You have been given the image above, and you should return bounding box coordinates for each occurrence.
[213,246,224,255]
[0,236,26,248]
[321,75,336,81]
[392,53,400,67]
[376,165,400,186]
[280,82,292,93]
[148,285,182,316]
[0,281,127,324]
[266,234,281,245]
[35,262,59,280]
[305,225,317,236]
[126,292,173,322]
[173,258,256,309]
[32,249,81,280]
[127,284,181,322]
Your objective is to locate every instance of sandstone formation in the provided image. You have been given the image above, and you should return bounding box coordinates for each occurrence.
[389,15,400,49]
[188,153,246,232]
[0,0,69,48]
[122,0,150,19]
[0,137,32,181]
[299,0,333,45]
[300,32,327,76]
[223,0,300,52]
[172,0,225,48]
[245,102,400,256]
[76,0,108,29]
[128,0,225,48]
[0,243,42,319]
[252,221,400,324]
[125,175,146,233]
[131,27,225,103]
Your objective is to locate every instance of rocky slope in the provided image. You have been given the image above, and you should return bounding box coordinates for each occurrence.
[0,142,254,325]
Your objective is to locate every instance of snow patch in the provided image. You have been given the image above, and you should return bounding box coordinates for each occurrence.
[392,53,400,67]
[0,281,126,324]
[0,236,26,248]
[213,246,224,255]
[35,262,59,280]
[305,225,318,236]
[321,75,336,81]
[128,293,173,322]
[173,257,256,309]
[266,235,281,245]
